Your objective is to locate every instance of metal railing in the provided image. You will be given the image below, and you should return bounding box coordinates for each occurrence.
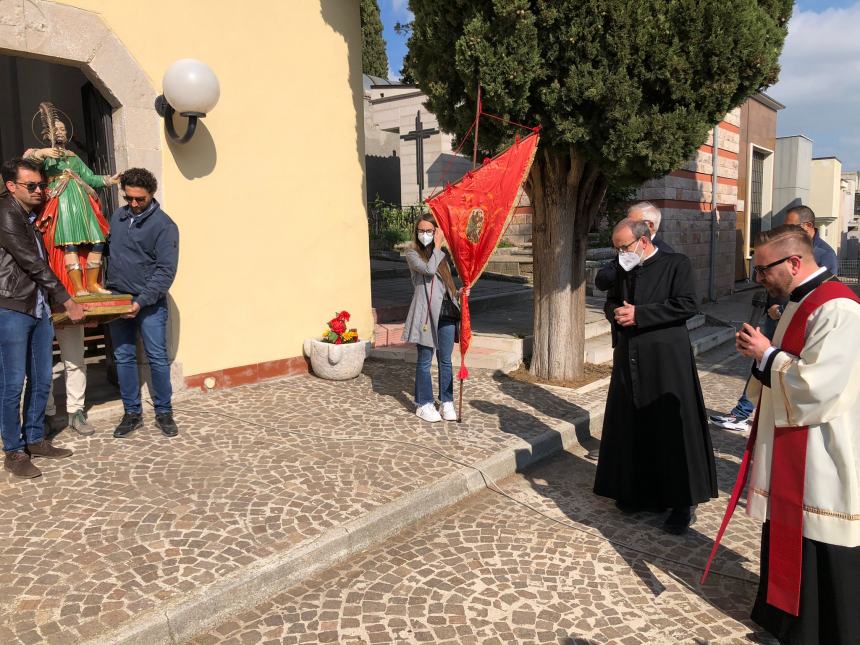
[838,259,859,284]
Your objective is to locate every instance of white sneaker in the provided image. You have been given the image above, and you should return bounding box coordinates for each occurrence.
[416,402,442,423]
[710,414,751,432]
[440,401,458,421]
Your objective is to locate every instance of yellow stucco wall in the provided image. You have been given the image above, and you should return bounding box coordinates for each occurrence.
[52,0,371,378]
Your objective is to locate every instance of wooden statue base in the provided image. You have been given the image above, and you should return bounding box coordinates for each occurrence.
[52,293,134,326]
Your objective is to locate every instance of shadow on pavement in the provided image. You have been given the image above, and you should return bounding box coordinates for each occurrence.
[523,451,758,628]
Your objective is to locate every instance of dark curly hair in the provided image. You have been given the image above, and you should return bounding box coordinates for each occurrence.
[2,157,43,184]
[120,167,158,194]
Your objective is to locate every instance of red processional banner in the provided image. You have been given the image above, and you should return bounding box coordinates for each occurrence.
[426,131,539,380]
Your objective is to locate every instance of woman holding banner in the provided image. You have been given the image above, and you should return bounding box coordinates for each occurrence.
[402,214,468,423]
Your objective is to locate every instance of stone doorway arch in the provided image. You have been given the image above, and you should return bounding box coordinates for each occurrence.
[0,0,161,183]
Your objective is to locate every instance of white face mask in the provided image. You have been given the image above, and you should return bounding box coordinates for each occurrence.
[418,231,434,246]
[618,240,643,272]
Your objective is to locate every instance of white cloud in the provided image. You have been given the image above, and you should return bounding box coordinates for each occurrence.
[768,3,860,169]
[390,0,412,20]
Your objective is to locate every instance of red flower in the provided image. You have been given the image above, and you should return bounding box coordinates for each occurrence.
[335,336,343,345]
[336,310,351,322]
[329,317,347,334]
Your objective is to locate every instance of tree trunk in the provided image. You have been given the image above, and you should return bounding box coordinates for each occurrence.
[528,147,607,382]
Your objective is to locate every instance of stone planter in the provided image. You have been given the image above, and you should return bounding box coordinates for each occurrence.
[303,339,370,380]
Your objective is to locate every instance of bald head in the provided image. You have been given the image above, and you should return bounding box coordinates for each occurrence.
[613,218,651,241]
[627,201,662,235]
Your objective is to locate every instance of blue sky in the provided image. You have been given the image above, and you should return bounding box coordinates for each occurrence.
[379,1,860,169]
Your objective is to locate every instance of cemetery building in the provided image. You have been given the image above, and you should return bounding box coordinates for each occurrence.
[0,0,371,390]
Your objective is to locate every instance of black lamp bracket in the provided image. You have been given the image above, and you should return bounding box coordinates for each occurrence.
[155,95,205,144]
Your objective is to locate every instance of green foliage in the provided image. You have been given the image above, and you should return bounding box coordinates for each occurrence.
[360,0,389,78]
[591,182,638,247]
[368,198,419,249]
[407,0,791,185]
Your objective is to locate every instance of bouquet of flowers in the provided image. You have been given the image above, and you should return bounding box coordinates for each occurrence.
[322,310,359,345]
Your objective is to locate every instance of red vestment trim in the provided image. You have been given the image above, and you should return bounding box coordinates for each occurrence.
[701,281,859,616]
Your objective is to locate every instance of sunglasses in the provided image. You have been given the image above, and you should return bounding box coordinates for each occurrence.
[15,181,48,192]
[752,255,801,277]
[123,195,149,204]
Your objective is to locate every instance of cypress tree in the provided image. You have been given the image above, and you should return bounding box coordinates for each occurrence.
[360,0,389,78]
[407,0,791,380]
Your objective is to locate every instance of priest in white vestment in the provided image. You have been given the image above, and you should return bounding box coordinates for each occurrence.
[735,224,860,645]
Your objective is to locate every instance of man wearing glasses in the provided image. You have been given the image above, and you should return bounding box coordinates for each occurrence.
[0,157,85,478]
[710,205,838,434]
[104,168,180,439]
[709,224,860,644]
[594,218,717,536]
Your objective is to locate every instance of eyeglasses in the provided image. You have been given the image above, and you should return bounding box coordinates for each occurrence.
[123,195,149,204]
[15,181,48,192]
[614,239,640,253]
[417,228,435,234]
[752,255,800,276]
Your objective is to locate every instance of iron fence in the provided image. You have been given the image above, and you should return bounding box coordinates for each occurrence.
[838,259,859,284]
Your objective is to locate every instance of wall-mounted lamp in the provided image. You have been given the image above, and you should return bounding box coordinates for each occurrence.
[155,59,220,144]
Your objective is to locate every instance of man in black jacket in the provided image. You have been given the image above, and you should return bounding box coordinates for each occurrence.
[594,219,717,535]
[1,157,84,479]
[105,168,180,439]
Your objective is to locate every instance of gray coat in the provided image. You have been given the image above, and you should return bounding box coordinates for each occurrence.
[401,247,460,348]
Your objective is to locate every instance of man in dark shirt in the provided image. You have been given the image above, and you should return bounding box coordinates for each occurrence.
[0,157,84,478]
[105,168,180,439]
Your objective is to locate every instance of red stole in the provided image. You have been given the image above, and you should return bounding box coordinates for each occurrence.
[701,280,860,616]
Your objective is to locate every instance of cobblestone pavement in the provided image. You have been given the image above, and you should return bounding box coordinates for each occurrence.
[0,358,607,644]
[191,347,769,645]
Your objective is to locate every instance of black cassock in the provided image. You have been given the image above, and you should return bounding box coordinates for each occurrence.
[594,250,717,508]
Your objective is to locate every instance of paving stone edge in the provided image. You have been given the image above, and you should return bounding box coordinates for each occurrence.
[85,405,605,645]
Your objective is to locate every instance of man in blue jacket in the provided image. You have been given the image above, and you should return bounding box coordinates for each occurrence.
[784,205,838,274]
[105,168,179,438]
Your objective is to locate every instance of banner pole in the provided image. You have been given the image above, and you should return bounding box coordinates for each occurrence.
[472,84,481,169]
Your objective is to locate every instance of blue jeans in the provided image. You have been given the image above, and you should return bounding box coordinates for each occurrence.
[0,308,53,452]
[109,298,172,414]
[414,319,456,406]
[732,313,780,419]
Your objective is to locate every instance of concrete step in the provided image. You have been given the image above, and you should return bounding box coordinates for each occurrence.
[584,316,731,365]
[690,324,737,356]
[370,343,521,373]
[374,287,533,324]
[687,313,706,331]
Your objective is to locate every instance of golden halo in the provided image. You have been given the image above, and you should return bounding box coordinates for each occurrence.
[30,103,75,146]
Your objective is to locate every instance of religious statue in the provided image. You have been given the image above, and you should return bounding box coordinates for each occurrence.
[25,101,120,296]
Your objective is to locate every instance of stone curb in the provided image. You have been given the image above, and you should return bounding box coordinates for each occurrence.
[85,405,604,645]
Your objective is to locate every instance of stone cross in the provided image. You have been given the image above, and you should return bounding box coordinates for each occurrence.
[400,110,439,204]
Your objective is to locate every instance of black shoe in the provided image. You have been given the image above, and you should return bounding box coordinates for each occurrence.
[113,413,143,438]
[663,506,697,535]
[155,413,178,437]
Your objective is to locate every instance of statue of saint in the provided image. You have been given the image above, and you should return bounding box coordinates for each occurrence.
[25,102,120,296]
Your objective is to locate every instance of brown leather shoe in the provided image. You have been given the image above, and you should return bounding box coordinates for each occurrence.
[4,451,42,478]
[27,439,73,459]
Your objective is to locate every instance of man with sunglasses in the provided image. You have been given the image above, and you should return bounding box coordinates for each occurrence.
[708,224,860,644]
[1,157,85,478]
[104,168,180,439]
